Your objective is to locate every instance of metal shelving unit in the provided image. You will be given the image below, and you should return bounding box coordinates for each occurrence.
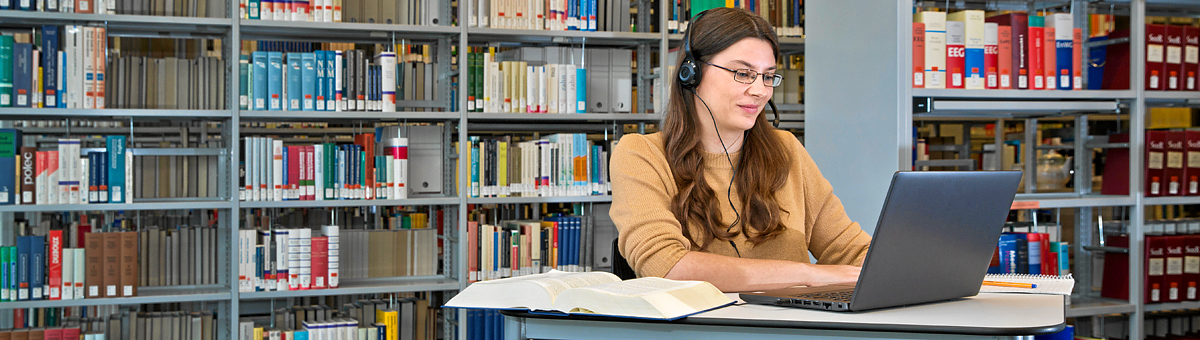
[239,197,459,208]
[467,196,614,205]
[807,1,1166,339]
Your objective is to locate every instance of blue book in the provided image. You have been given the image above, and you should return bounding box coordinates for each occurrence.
[12,43,32,108]
[0,129,17,205]
[16,236,29,300]
[282,145,290,201]
[576,68,587,113]
[252,51,269,110]
[315,51,326,111]
[292,329,308,340]
[29,235,44,300]
[1087,36,1107,90]
[268,51,284,111]
[58,50,66,108]
[239,55,250,110]
[254,245,264,291]
[0,35,12,107]
[324,51,336,111]
[1055,38,1073,90]
[998,233,1019,274]
[286,53,302,111]
[88,152,100,204]
[41,26,58,108]
[106,135,126,203]
[302,52,316,111]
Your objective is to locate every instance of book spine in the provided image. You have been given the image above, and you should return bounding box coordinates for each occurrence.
[60,247,73,300]
[30,235,45,300]
[47,231,62,300]
[107,135,126,203]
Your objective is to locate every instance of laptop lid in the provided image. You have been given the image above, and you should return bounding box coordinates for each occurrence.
[846,170,1021,311]
[739,171,1021,311]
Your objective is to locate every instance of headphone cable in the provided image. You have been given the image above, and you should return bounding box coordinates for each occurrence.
[689,88,743,258]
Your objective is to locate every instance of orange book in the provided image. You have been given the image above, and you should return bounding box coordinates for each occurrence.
[74,0,92,13]
[354,133,375,199]
[102,232,120,297]
[120,232,138,297]
[84,231,103,298]
[998,25,1013,89]
[1043,26,1057,90]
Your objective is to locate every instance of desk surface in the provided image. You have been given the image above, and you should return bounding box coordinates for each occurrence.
[504,293,1066,338]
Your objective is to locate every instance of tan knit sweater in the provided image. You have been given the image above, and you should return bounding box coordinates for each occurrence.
[610,130,871,278]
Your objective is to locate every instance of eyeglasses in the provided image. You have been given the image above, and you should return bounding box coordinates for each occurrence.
[701,61,783,87]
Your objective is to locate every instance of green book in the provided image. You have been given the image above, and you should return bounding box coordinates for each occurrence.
[0,35,12,107]
[1,245,9,302]
[239,54,250,110]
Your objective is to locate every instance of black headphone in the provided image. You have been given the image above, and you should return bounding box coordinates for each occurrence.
[677,9,781,128]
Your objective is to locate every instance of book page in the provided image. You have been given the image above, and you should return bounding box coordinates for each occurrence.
[443,270,620,310]
[553,277,734,319]
[522,271,622,298]
[981,273,1074,295]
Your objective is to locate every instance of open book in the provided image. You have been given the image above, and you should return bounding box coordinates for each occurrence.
[443,270,735,320]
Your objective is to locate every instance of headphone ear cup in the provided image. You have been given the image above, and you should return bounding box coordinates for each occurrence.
[679,60,699,88]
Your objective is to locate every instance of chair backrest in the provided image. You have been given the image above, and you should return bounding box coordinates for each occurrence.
[611,238,637,280]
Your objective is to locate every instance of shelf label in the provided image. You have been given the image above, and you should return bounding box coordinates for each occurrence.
[1011,201,1040,210]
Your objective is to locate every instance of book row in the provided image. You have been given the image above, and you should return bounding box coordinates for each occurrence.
[0,0,224,17]
[1103,130,1200,197]
[468,46,632,114]
[913,10,1084,90]
[239,132,409,202]
[107,54,227,110]
[238,225,437,292]
[1102,226,1200,304]
[243,298,433,340]
[988,231,1070,277]
[464,0,630,33]
[240,0,436,26]
[0,309,216,340]
[466,215,587,283]
[464,309,504,340]
[238,50,438,113]
[0,226,219,302]
[0,132,131,206]
[1,26,108,109]
[666,0,804,37]
[464,134,611,198]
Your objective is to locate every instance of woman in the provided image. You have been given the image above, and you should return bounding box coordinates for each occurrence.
[609,7,871,292]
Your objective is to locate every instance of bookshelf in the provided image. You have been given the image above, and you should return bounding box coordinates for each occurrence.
[807,0,1200,338]
[1,0,801,337]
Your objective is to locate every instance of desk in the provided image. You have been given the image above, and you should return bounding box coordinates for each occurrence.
[501,293,1066,339]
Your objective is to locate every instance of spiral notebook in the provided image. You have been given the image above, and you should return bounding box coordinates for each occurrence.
[980,273,1075,295]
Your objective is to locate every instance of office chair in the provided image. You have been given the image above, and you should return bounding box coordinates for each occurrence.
[611,238,637,280]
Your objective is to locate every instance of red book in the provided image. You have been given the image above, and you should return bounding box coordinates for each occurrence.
[13,309,24,328]
[287,146,300,200]
[985,23,999,89]
[1102,133,1130,195]
[310,236,327,289]
[299,146,310,201]
[946,21,966,89]
[1029,17,1045,90]
[987,13,1028,89]
[1044,26,1057,90]
[43,328,61,340]
[1148,130,1169,197]
[309,145,318,200]
[47,230,61,300]
[1167,235,1186,302]
[998,25,1013,89]
[1167,131,1188,196]
[1184,234,1200,301]
[1167,25,1185,91]
[1103,28,1133,90]
[1148,235,1167,303]
[1184,26,1200,91]
[913,22,926,88]
[60,328,78,340]
[468,221,479,282]
[1039,233,1052,275]
[1073,28,1083,90]
[1148,24,1168,91]
[1186,131,1200,195]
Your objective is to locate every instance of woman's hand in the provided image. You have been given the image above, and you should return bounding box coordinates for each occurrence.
[799,264,862,287]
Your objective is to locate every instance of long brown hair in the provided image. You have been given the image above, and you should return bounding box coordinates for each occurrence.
[664,7,792,250]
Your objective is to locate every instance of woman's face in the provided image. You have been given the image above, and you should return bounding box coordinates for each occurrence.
[694,37,776,136]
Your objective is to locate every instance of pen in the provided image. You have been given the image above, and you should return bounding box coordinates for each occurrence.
[983,281,1037,289]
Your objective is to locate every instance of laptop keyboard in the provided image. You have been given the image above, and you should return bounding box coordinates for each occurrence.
[793,290,854,302]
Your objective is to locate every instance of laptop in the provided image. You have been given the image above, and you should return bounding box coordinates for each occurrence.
[740,171,1022,312]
